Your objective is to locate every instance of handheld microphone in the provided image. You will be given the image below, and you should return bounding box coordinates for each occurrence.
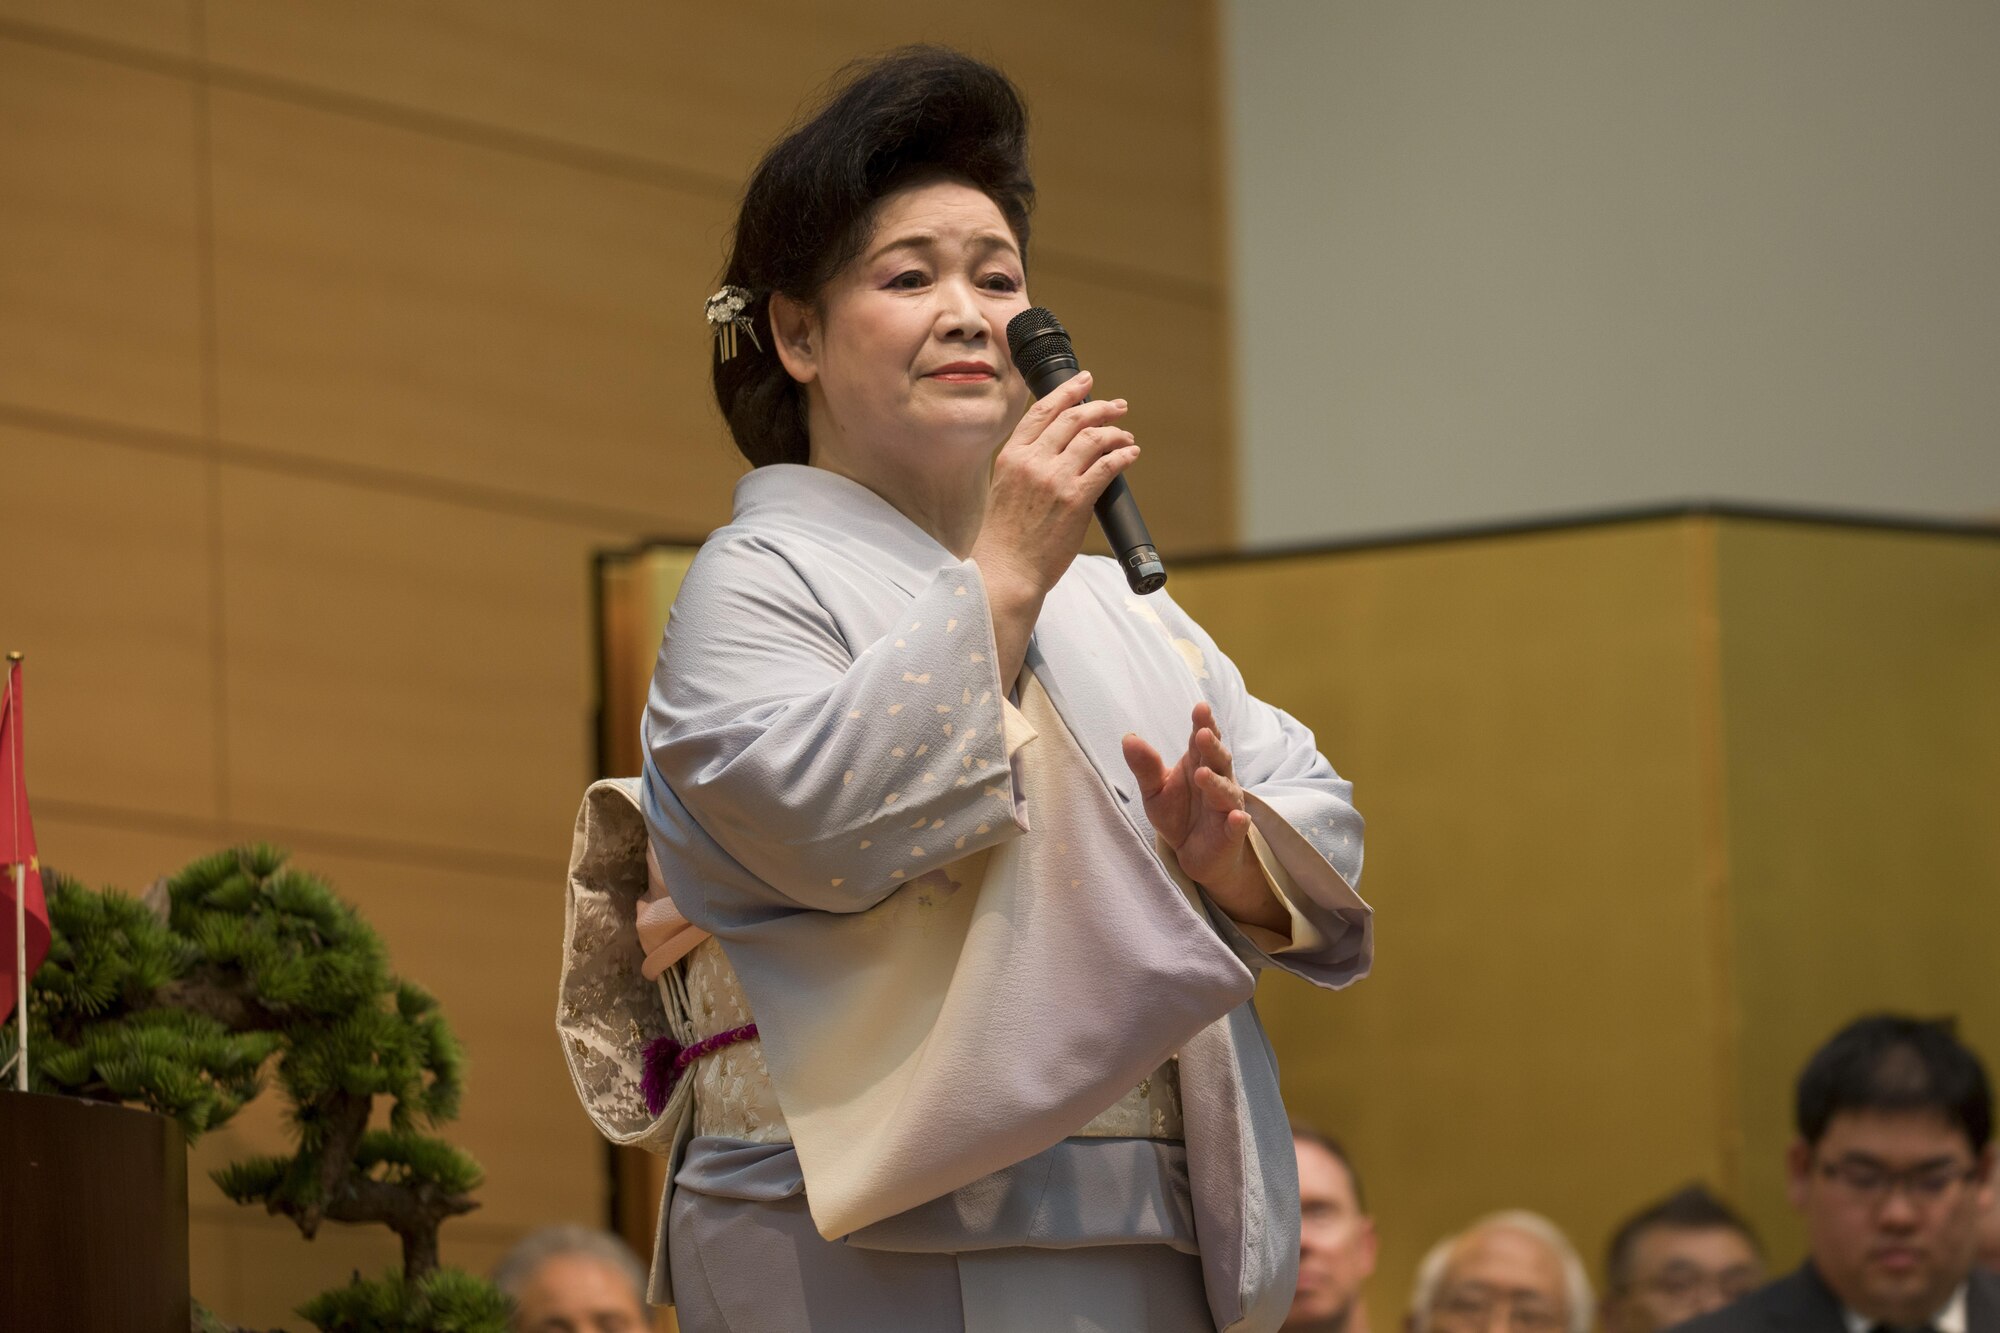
[1005,308,1167,595]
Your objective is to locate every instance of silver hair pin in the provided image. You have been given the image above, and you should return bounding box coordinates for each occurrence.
[705,286,763,362]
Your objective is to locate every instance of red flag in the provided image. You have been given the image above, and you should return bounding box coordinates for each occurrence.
[2,656,50,1022]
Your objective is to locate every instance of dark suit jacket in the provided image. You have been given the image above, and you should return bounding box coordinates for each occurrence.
[1668,1263,2000,1333]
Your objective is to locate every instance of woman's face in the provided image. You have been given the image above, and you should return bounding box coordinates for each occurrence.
[779,178,1032,482]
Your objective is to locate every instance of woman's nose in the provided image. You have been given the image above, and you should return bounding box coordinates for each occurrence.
[932,278,989,340]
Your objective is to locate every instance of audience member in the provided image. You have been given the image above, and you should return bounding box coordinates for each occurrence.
[491,1224,649,1333]
[1672,1014,1999,1333]
[1409,1210,1593,1333]
[1599,1184,1762,1333]
[1285,1125,1379,1333]
[1982,1175,2000,1272]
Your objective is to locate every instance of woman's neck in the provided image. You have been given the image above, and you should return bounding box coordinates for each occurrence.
[814,454,989,557]
[807,420,995,558]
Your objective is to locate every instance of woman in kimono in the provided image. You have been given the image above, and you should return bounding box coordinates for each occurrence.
[640,46,1372,1333]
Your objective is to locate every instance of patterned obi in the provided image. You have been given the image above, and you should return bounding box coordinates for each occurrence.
[681,937,1184,1143]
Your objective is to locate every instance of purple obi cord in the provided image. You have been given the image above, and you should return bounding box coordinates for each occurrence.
[641,1023,759,1118]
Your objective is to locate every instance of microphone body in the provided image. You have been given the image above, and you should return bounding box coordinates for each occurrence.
[1005,308,1167,595]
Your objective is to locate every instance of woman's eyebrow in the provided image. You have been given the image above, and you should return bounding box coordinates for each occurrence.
[864,231,1019,264]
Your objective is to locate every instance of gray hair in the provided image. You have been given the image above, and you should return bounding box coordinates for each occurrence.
[1409,1209,1594,1333]
[490,1224,647,1308]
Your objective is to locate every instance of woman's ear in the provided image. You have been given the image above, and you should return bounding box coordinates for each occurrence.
[768,292,818,386]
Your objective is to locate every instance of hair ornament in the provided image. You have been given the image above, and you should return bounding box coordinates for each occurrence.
[705,286,763,361]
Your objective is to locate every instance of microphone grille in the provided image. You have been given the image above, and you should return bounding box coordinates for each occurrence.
[1006,307,1076,379]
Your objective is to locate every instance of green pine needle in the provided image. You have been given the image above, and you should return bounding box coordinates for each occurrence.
[29,843,489,1319]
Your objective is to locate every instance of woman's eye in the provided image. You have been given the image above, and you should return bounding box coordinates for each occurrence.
[983,273,1022,293]
[889,270,929,289]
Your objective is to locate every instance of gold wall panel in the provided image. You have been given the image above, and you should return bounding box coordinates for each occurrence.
[0,35,205,433]
[1168,519,1734,1323]
[1717,520,2000,1266]
[205,86,745,531]
[199,0,1224,287]
[216,464,622,860]
[2,425,219,819]
[597,547,696,778]
[0,2,192,56]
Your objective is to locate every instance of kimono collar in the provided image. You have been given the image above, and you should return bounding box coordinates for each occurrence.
[733,464,960,598]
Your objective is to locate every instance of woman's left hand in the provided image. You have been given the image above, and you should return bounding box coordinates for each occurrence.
[1121,703,1290,934]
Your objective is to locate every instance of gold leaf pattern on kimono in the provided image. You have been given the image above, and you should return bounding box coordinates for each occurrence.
[1171,637,1210,681]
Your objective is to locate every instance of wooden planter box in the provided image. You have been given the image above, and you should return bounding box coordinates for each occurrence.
[1,1090,190,1332]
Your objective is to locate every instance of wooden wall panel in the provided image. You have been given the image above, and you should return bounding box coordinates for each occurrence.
[1716,521,2000,1268]
[30,816,220,910]
[205,88,743,531]
[174,849,603,1233]
[1165,519,1734,1327]
[1029,266,1234,554]
[6,2,1234,1316]
[190,1209,515,1330]
[217,465,618,860]
[0,34,205,433]
[31,819,597,1325]
[275,849,606,1232]
[2,424,219,819]
[0,4,191,57]
[198,0,1224,288]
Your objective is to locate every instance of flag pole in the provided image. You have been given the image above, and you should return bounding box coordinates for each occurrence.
[8,650,25,1092]
[13,861,26,1090]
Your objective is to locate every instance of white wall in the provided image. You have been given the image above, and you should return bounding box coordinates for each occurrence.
[1224,1,2000,546]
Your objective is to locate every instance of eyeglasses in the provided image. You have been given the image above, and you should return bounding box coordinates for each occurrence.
[1815,1156,1982,1207]
[1432,1286,1566,1332]
[1633,1265,1762,1306]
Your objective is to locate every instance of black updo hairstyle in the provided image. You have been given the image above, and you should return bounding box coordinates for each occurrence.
[714,46,1036,468]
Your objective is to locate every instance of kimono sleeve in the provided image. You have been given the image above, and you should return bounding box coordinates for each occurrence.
[1154,589,1373,990]
[646,536,1028,914]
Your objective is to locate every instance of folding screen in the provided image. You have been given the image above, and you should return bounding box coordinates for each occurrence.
[596,509,2000,1325]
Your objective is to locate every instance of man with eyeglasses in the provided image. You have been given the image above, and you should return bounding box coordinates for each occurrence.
[1672,1014,1999,1333]
[1408,1210,1593,1333]
[1600,1184,1764,1333]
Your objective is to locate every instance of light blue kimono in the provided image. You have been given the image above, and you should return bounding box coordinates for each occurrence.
[644,464,1371,1333]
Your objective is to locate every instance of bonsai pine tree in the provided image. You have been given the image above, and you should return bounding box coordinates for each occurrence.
[1,847,508,1333]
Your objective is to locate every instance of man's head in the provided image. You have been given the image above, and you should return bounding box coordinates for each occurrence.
[491,1225,648,1333]
[1980,1174,2000,1272]
[1599,1184,1763,1333]
[1409,1211,1593,1333]
[1786,1014,1995,1327]
[1285,1125,1378,1331]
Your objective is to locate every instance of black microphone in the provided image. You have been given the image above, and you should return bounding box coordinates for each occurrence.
[1005,308,1167,595]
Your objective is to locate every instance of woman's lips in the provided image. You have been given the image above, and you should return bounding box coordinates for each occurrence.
[927,363,996,382]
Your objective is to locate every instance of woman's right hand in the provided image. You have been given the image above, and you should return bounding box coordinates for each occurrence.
[971,370,1140,682]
